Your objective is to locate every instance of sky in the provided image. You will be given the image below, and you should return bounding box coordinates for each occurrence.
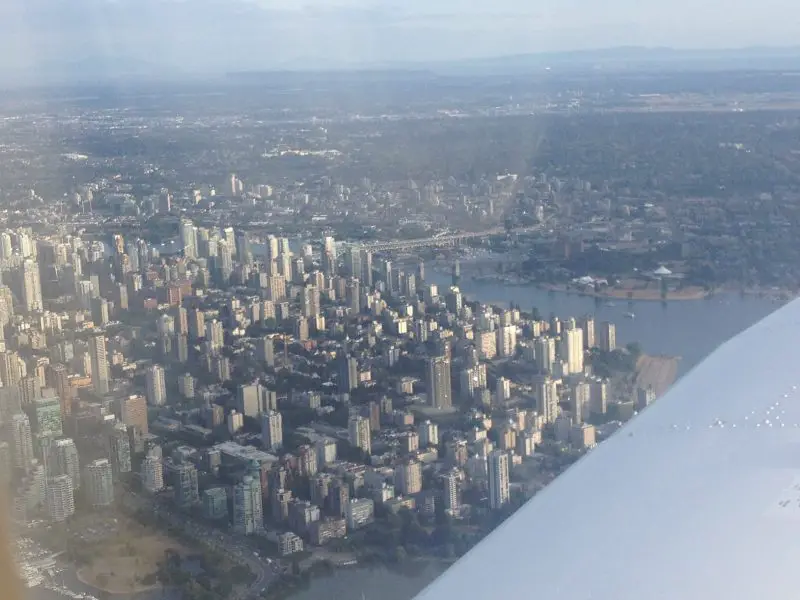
[0,0,798,77]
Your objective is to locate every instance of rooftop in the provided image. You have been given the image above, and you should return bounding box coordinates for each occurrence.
[213,441,278,465]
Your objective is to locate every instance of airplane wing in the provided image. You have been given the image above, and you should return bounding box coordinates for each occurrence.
[416,299,800,600]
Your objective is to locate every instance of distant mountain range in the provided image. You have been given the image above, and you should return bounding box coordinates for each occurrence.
[8,45,800,88]
[401,45,800,74]
[225,46,800,79]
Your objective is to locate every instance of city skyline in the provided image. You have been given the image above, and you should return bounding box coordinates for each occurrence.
[0,52,795,600]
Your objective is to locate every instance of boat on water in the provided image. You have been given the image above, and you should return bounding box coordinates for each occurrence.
[604,301,616,307]
[624,312,636,319]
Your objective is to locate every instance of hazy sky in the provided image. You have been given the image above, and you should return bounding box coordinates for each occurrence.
[0,0,798,76]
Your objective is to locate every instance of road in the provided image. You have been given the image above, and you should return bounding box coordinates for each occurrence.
[121,492,279,599]
[357,224,545,252]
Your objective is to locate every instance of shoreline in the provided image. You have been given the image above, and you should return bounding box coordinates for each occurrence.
[537,283,710,301]
[428,261,798,303]
[461,274,796,303]
[75,567,162,596]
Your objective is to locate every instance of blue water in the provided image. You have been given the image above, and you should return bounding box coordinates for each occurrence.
[428,272,784,376]
[287,564,445,600]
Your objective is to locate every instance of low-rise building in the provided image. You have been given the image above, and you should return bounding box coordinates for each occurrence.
[345,498,374,530]
[278,532,304,556]
[309,518,347,546]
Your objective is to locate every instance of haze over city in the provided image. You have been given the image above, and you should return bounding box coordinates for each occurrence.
[1,1,800,599]
[0,0,799,78]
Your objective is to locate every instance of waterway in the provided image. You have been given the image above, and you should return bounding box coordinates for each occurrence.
[287,564,445,600]
[428,272,786,376]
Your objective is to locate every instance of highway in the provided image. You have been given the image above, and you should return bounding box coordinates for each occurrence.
[356,224,544,252]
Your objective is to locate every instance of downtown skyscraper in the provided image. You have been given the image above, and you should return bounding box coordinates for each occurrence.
[85,459,114,507]
[146,364,167,406]
[233,473,263,535]
[89,333,110,394]
[21,258,43,312]
[488,450,510,510]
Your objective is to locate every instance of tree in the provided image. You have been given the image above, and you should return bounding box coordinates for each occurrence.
[626,342,643,360]
[443,543,457,559]
[214,581,233,597]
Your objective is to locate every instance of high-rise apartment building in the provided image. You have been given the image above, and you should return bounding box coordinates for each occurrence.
[345,278,361,314]
[146,364,167,406]
[89,333,110,394]
[178,373,194,399]
[441,468,461,514]
[534,336,556,374]
[418,420,439,448]
[497,325,517,357]
[599,321,616,352]
[46,363,72,417]
[535,375,560,424]
[203,487,228,520]
[301,285,321,318]
[396,458,423,496]
[188,309,205,340]
[180,219,197,259]
[11,413,34,469]
[338,355,359,394]
[46,475,75,522]
[85,459,114,507]
[34,394,63,437]
[21,259,43,312]
[237,383,261,418]
[110,422,132,475]
[348,414,371,455]
[261,410,283,452]
[488,450,510,510]
[205,319,224,352]
[257,336,275,367]
[359,248,373,287]
[174,306,189,335]
[233,474,263,535]
[563,327,585,375]
[579,316,596,349]
[91,297,109,326]
[120,394,148,435]
[0,442,10,486]
[142,454,164,492]
[50,438,80,491]
[174,462,199,506]
[460,364,487,402]
[573,381,592,424]
[21,376,41,407]
[496,377,511,403]
[0,351,21,388]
